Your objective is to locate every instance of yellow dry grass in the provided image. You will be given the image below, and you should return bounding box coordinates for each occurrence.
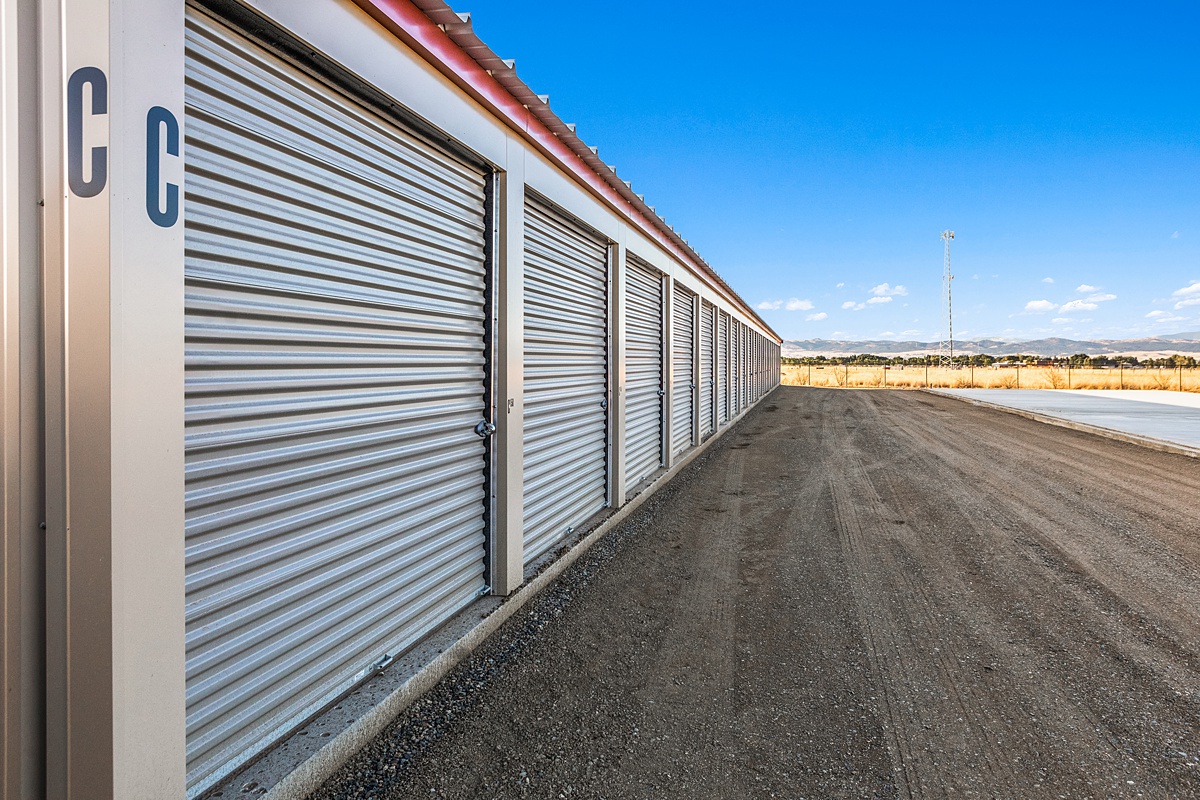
[780,365,1200,392]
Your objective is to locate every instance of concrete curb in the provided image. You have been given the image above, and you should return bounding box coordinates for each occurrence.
[255,388,779,800]
[925,389,1200,460]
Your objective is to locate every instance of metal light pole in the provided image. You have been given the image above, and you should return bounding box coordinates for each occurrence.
[939,230,955,369]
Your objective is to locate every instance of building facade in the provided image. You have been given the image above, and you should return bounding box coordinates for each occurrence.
[1,1,782,797]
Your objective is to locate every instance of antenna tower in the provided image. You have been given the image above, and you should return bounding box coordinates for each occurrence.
[938,230,955,368]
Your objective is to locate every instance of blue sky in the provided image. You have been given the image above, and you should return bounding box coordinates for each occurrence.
[460,1,1200,342]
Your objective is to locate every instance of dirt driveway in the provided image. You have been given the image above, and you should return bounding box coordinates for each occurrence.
[312,387,1200,800]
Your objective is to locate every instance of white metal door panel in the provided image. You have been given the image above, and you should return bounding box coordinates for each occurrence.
[700,300,714,436]
[740,324,748,410]
[731,320,741,415]
[184,9,489,793]
[750,335,756,399]
[717,312,729,425]
[671,286,695,456]
[624,257,664,487]
[522,194,609,563]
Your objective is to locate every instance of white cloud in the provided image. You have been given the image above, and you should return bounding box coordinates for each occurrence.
[1172,281,1200,309]
[1060,299,1098,313]
[785,298,814,311]
[805,312,827,321]
[835,282,845,288]
[869,282,908,297]
[1025,300,1058,312]
[756,300,782,310]
[1172,231,1181,239]
[1146,310,1171,319]
[841,300,862,310]
[1042,277,1055,284]
[1146,310,1186,322]
[1052,318,1070,324]
[1086,293,1117,302]
[866,295,893,305]
[1076,284,1099,293]
[901,329,920,336]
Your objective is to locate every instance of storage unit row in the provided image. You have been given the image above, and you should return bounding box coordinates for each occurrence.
[2,1,782,798]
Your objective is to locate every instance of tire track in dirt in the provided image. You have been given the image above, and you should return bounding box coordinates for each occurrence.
[826,404,1018,798]
[860,390,1200,796]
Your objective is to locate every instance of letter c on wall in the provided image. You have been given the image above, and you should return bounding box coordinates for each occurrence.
[146,106,180,227]
[66,67,108,198]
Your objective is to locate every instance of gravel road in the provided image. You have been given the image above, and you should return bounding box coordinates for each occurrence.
[311,387,1200,800]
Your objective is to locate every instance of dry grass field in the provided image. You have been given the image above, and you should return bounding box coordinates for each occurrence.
[781,364,1200,391]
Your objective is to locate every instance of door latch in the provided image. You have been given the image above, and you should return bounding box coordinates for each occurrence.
[600,398,608,411]
[474,419,497,438]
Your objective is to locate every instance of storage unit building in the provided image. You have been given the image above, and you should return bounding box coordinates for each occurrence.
[2,1,784,798]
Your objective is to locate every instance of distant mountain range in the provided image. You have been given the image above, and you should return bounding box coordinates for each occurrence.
[781,332,1200,358]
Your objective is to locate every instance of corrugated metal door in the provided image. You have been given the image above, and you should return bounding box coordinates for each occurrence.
[730,320,741,415]
[717,312,729,425]
[671,286,695,456]
[740,324,748,409]
[523,194,609,563]
[699,300,714,437]
[183,9,491,794]
[728,319,738,417]
[752,335,759,399]
[624,257,664,488]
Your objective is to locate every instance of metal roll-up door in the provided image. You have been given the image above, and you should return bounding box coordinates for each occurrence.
[624,257,664,488]
[700,300,715,437]
[523,194,609,563]
[717,312,729,425]
[184,8,491,794]
[729,319,739,416]
[753,335,760,399]
[671,285,695,456]
[739,324,748,410]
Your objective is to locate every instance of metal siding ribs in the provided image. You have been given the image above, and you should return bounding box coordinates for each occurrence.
[521,194,609,564]
[700,300,714,437]
[671,287,695,456]
[717,311,729,425]
[624,257,664,488]
[183,9,488,794]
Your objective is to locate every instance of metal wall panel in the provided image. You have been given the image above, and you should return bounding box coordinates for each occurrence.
[522,194,609,563]
[699,300,714,437]
[624,257,664,488]
[740,324,748,410]
[184,9,490,793]
[728,319,738,416]
[670,286,695,456]
[717,312,729,425]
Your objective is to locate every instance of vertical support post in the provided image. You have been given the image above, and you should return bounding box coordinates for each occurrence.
[610,236,626,507]
[3,0,46,795]
[108,2,187,796]
[42,0,115,795]
[41,1,188,797]
[491,137,524,594]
